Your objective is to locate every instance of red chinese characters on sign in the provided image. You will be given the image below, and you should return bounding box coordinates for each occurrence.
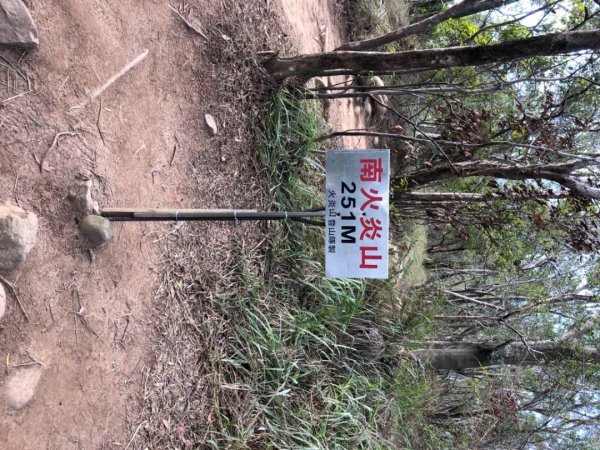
[360,158,383,182]
[359,217,383,240]
[359,246,383,269]
[358,186,384,269]
[357,166,385,269]
[359,188,383,211]
[326,149,389,279]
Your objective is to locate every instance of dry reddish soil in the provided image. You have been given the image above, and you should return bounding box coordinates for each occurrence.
[0,1,363,448]
[274,0,368,148]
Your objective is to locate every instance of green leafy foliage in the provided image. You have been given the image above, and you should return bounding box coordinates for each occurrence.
[498,22,530,41]
[429,17,488,46]
[561,0,600,30]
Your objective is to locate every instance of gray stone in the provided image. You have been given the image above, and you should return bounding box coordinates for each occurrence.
[68,180,100,218]
[5,366,42,409]
[80,215,113,247]
[0,283,5,320]
[0,203,38,271]
[0,0,38,49]
[204,114,218,136]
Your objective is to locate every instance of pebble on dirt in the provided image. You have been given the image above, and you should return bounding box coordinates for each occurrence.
[204,114,218,136]
[5,366,42,409]
[0,283,5,320]
[0,0,38,49]
[79,215,113,247]
[68,180,100,219]
[0,202,38,271]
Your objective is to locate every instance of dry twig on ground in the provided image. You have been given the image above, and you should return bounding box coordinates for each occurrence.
[0,275,30,322]
[74,49,149,110]
[168,4,209,41]
[38,131,78,173]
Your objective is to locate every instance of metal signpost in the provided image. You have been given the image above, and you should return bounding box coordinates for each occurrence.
[100,149,390,279]
[101,208,325,222]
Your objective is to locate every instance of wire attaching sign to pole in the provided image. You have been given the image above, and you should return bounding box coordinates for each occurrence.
[325,149,390,279]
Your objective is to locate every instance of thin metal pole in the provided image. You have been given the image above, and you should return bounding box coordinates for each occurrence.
[101,208,326,222]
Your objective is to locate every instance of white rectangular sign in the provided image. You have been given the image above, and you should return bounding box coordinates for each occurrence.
[325,149,390,279]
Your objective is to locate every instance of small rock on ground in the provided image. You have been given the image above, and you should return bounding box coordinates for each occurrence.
[204,114,218,136]
[80,215,113,247]
[0,202,38,271]
[68,179,100,218]
[0,0,38,49]
[0,283,5,320]
[5,366,42,409]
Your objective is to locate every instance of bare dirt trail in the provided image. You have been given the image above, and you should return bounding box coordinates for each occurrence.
[1,1,361,448]
[273,0,368,149]
[0,1,225,448]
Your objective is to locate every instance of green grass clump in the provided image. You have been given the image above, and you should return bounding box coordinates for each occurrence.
[260,89,322,207]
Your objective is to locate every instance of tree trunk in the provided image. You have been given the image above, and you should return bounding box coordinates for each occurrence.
[399,159,600,199]
[409,0,446,10]
[265,30,600,79]
[414,340,600,370]
[414,345,492,370]
[337,0,518,51]
[392,191,571,203]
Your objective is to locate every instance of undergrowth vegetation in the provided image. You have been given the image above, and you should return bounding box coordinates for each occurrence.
[202,89,448,449]
[144,88,448,449]
[346,0,414,51]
